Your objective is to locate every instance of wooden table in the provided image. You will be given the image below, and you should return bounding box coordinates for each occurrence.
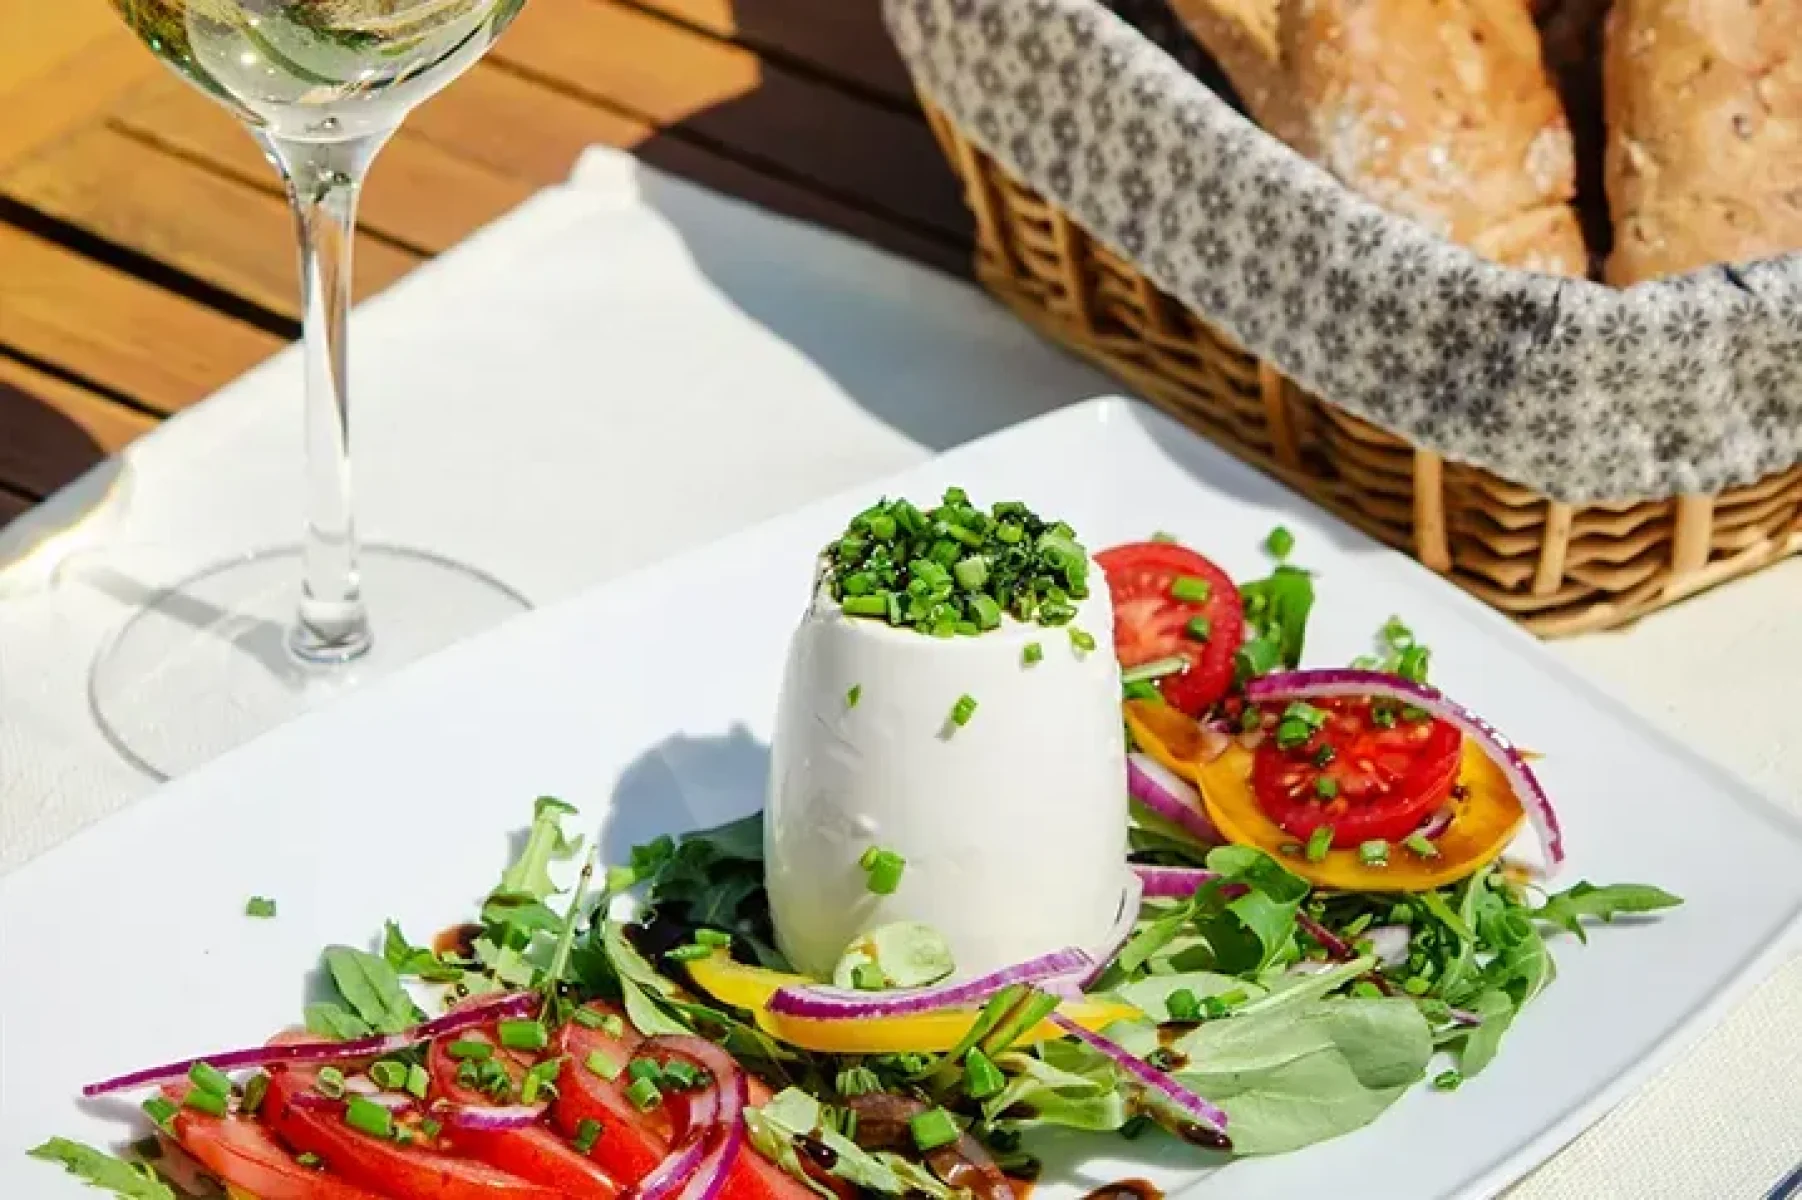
[0,0,971,525]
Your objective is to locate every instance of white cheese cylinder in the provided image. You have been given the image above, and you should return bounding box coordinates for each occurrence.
[765,563,1131,979]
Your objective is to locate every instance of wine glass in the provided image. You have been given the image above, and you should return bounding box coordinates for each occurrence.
[92,0,534,778]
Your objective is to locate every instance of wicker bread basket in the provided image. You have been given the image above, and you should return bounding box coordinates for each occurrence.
[890,0,1802,637]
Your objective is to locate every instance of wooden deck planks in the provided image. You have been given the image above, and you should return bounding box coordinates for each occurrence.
[0,0,970,521]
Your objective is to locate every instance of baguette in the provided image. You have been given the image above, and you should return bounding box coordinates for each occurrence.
[1170,0,1588,275]
[1603,0,1802,285]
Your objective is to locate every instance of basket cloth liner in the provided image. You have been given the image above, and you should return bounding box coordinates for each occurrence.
[883,0,1802,505]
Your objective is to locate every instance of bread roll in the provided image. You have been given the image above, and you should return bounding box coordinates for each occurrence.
[1604,0,1802,285]
[1170,0,1588,275]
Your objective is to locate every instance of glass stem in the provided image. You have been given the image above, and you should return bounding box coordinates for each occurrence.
[261,130,393,665]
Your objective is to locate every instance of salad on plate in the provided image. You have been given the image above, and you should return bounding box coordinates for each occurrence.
[34,489,1683,1200]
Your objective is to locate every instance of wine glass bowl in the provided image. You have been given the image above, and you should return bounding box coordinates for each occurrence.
[93,0,532,779]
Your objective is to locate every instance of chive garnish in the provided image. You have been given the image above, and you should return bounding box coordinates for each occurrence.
[1165,988,1203,1022]
[244,896,277,919]
[188,1062,230,1098]
[1432,1070,1464,1091]
[909,1108,960,1152]
[1314,777,1339,800]
[1403,833,1440,858]
[447,1039,493,1061]
[695,929,733,948]
[662,1060,703,1091]
[1359,840,1390,866]
[421,1118,443,1140]
[241,1073,269,1116]
[1265,526,1295,559]
[1185,615,1212,641]
[1150,530,1179,543]
[498,1020,548,1052]
[846,684,862,709]
[1120,655,1187,685]
[852,963,886,991]
[344,1096,393,1139]
[860,847,906,895]
[1069,628,1096,654]
[406,1064,431,1100]
[1305,826,1334,862]
[182,1088,227,1118]
[315,1067,346,1099]
[627,1058,662,1085]
[1023,641,1043,666]
[1123,680,1163,703]
[666,944,712,962]
[143,1096,178,1130]
[520,1059,562,1105]
[625,1078,662,1112]
[601,1014,625,1038]
[296,1152,324,1169]
[962,1049,1005,1100]
[586,1051,622,1081]
[1170,576,1212,603]
[369,1061,408,1092]
[572,1008,607,1031]
[950,694,978,727]
[1403,976,1431,996]
[573,1118,603,1155]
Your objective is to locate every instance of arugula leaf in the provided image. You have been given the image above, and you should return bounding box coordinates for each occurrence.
[1493,922,1556,1007]
[322,946,422,1034]
[1413,887,1476,943]
[304,1001,373,1041]
[600,921,689,1036]
[1205,845,1308,971]
[1236,566,1316,679]
[983,1051,1131,1133]
[746,1088,959,1200]
[1114,900,1198,976]
[1532,882,1683,944]
[498,797,583,902]
[28,1139,174,1199]
[381,921,463,983]
[1454,988,1515,1077]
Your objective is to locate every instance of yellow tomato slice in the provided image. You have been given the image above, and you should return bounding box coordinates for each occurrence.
[684,949,1139,1053]
[1124,699,1211,783]
[757,996,1142,1055]
[1196,739,1525,891]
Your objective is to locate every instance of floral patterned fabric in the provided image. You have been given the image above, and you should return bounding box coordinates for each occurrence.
[883,0,1802,503]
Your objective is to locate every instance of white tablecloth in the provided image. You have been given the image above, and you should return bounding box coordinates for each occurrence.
[2,148,1797,1198]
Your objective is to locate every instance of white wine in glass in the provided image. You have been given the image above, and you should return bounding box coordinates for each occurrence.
[93,0,533,778]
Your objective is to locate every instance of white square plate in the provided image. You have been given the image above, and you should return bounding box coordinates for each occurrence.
[5,398,1800,1199]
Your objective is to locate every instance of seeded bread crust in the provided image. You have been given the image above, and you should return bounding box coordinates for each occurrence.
[1603,0,1802,285]
[1169,0,1587,276]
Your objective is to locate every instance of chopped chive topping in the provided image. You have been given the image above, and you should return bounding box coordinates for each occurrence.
[241,1073,269,1116]
[420,1118,443,1140]
[852,963,887,991]
[1432,1070,1464,1092]
[188,1062,231,1098]
[369,1061,408,1092]
[1185,615,1212,642]
[143,1095,179,1130]
[1351,980,1385,1000]
[244,896,277,919]
[406,1064,431,1100]
[1022,641,1043,666]
[695,929,733,948]
[1402,976,1432,996]
[344,1096,394,1139]
[1170,576,1212,603]
[315,1067,346,1099]
[573,1008,607,1031]
[666,944,713,962]
[601,1014,625,1038]
[182,1088,228,1118]
[1069,628,1096,654]
[1359,839,1390,866]
[1305,826,1334,862]
[1265,526,1295,559]
[846,684,862,709]
[1371,703,1398,728]
[662,1060,703,1091]
[1396,645,1431,683]
[586,1051,622,1081]
[1165,988,1203,1022]
[448,1039,493,1061]
[1121,655,1188,685]
[521,1059,562,1105]
[625,1078,662,1112]
[627,1059,663,1085]
[296,1152,324,1169]
[1150,530,1179,543]
[1283,701,1329,730]
[860,847,906,895]
[1404,833,1440,858]
[962,1049,1006,1100]
[950,694,978,727]
[498,1020,548,1052]
[909,1108,960,1152]
[826,491,1090,634]
[1314,777,1339,800]
[1313,743,1337,766]
[1275,718,1314,750]
[1123,680,1163,703]
[573,1118,603,1155]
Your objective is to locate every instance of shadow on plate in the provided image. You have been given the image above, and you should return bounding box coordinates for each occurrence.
[602,723,773,866]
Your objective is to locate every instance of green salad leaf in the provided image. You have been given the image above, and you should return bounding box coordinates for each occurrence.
[498,796,583,902]
[745,1088,959,1200]
[1236,565,1316,680]
[600,921,689,1037]
[1532,882,1683,944]
[321,946,422,1035]
[27,1139,174,1199]
[303,1001,373,1041]
[381,920,463,983]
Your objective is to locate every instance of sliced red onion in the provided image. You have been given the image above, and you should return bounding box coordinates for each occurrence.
[1068,874,1146,990]
[83,991,538,1097]
[435,1100,548,1131]
[629,1036,747,1200]
[1129,864,1220,899]
[1049,1014,1229,1144]
[1296,912,1353,960]
[1243,670,1563,867]
[1365,925,1412,968]
[1415,807,1454,841]
[765,947,1092,1020]
[1127,754,1223,845]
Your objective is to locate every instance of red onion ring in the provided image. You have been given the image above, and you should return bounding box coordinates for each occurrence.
[291,1089,418,1117]
[82,991,538,1097]
[1415,807,1454,841]
[766,947,1092,1020]
[1127,754,1224,845]
[1242,670,1563,867]
[628,1036,747,1200]
[434,1100,548,1131]
[1130,864,1219,899]
[1049,1014,1229,1143]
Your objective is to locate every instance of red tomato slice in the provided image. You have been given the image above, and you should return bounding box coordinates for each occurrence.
[426,1030,621,1197]
[552,1004,815,1200]
[1250,698,1462,846]
[1096,542,1244,715]
[166,1095,385,1200]
[264,1064,562,1200]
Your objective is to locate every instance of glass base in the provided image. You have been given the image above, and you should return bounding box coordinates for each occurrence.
[90,545,530,780]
